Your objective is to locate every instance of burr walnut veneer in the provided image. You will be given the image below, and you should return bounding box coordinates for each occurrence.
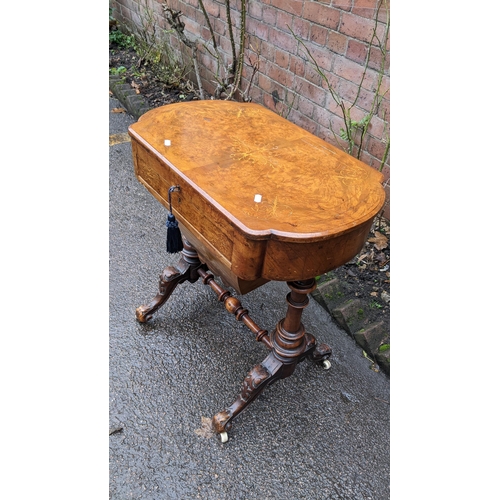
[129,101,385,441]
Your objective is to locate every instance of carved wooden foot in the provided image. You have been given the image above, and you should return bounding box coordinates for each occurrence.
[301,332,333,367]
[308,340,333,366]
[212,351,286,435]
[136,240,204,322]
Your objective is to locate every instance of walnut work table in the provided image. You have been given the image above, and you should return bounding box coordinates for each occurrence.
[129,100,385,442]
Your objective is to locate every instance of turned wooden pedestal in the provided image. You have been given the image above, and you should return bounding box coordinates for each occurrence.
[129,101,385,441]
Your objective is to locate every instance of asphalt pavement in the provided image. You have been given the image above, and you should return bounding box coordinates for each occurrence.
[109,96,390,499]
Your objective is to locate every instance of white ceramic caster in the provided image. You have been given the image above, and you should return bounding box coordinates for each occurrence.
[219,432,228,443]
[322,359,331,370]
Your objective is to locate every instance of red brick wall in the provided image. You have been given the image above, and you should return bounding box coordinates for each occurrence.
[111,0,390,218]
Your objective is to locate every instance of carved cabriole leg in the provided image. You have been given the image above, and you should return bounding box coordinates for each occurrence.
[212,278,332,436]
[136,240,205,322]
[212,353,284,435]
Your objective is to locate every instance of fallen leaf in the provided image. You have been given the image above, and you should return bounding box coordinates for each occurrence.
[194,416,214,439]
[109,133,131,146]
[131,81,141,94]
[356,253,369,263]
[111,107,126,113]
[368,231,388,251]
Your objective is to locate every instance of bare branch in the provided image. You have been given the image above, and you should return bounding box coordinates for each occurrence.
[162,4,205,100]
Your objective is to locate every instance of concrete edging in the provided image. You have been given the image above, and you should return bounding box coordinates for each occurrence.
[109,75,151,120]
[311,277,390,376]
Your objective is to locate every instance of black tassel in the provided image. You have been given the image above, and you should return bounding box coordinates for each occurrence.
[166,212,183,253]
[166,185,183,254]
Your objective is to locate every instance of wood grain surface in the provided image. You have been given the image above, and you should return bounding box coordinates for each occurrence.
[129,101,386,285]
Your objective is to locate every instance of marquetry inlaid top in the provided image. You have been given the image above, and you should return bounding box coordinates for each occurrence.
[129,100,385,241]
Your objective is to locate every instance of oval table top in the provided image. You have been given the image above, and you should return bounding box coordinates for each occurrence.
[129,100,386,243]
